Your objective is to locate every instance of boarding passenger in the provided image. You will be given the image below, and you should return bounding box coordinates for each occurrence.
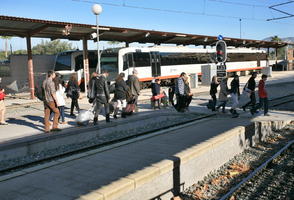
[66,74,80,116]
[0,86,8,125]
[210,76,219,111]
[92,70,110,124]
[183,75,193,110]
[174,72,187,112]
[151,79,162,109]
[113,73,128,118]
[216,77,229,113]
[127,69,140,112]
[230,75,240,118]
[168,79,176,106]
[43,70,60,133]
[250,74,269,116]
[242,72,257,111]
[88,72,98,101]
[50,76,66,124]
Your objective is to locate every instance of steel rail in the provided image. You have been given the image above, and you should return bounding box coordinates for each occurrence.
[219,139,294,200]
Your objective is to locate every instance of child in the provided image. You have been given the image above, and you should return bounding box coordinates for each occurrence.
[0,86,8,125]
[251,74,269,116]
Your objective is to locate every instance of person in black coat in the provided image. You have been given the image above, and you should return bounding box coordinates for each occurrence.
[92,70,110,124]
[209,76,219,111]
[230,75,240,118]
[242,72,257,111]
[66,73,80,116]
[151,79,161,109]
[113,73,128,118]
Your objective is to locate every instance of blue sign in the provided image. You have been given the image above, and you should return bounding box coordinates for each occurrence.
[217,35,223,40]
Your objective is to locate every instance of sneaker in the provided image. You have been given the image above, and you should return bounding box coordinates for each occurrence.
[242,106,246,112]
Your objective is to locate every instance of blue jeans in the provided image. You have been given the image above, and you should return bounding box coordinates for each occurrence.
[50,106,65,122]
[59,106,65,122]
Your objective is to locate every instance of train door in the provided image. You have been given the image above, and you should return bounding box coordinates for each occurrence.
[150,52,161,77]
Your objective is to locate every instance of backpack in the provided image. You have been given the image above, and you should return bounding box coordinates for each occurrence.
[35,86,45,101]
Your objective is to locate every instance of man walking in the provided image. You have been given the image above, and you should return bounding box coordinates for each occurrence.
[174,72,187,112]
[242,72,257,111]
[93,70,110,124]
[250,74,269,116]
[43,70,60,133]
[127,69,140,112]
[230,74,240,118]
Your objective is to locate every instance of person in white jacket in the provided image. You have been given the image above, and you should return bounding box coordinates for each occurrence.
[50,77,66,124]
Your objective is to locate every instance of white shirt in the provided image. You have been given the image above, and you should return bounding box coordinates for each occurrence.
[56,84,66,106]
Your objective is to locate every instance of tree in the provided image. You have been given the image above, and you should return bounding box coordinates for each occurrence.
[0,36,12,58]
[32,39,74,55]
[270,36,285,60]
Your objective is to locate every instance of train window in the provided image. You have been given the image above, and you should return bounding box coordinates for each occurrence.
[133,52,150,67]
[123,54,128,71]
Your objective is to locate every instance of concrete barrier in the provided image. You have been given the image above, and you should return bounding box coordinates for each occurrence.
[79,119,292,200]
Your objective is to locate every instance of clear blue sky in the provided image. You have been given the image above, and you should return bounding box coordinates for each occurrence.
[1,0,294,50]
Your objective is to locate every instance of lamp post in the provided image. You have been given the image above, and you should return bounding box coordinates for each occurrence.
[239,18,242,39]
[92,4,103,74]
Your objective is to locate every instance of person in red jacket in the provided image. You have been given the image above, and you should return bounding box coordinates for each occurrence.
[0,86,8,125]
[250,74,269,116]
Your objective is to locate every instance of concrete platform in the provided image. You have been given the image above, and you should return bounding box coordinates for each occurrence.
[0,109,293,200]
[1,71,293,144]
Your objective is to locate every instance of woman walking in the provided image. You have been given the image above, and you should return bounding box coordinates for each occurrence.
[50,77,66,124]
[230,75,240,118]
[210,76,219,111]
[66,74,80,116]
[113,73,128,118]
[216,78,229,113]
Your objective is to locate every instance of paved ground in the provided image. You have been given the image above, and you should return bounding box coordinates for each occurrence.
[0,71,293,143]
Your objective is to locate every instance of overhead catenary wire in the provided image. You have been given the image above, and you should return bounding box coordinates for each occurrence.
[72,0,294,25]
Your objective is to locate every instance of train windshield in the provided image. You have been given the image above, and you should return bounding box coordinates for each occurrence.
[54,52,72,71]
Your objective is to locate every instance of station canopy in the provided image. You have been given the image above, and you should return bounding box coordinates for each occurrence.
[0,15,290,48]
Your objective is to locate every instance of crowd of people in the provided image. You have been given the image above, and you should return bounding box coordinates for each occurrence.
[0,69,270,132]
[208,72,269,118]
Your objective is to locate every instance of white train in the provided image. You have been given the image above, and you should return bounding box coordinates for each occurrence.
[53,46,268,87]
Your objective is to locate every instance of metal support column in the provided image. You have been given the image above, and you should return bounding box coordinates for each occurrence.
[82,37,89,95]
[26,36,35,99]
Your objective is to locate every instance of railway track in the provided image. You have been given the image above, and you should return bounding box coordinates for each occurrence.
[220,140,294,200]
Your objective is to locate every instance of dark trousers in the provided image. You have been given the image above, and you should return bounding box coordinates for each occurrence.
[70,98,80,114]
[243,92,256,108]
[211,94,217,110]
[216,101,227,112]
[168,88,175,106]
[94,101,110,121]
[252,97,268,115]
[185,95,192,108]
[44,101,60,132]
[175,94,186,112]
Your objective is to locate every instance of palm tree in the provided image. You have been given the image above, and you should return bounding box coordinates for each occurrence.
[0,36,12,58]
[271,35,282,42]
